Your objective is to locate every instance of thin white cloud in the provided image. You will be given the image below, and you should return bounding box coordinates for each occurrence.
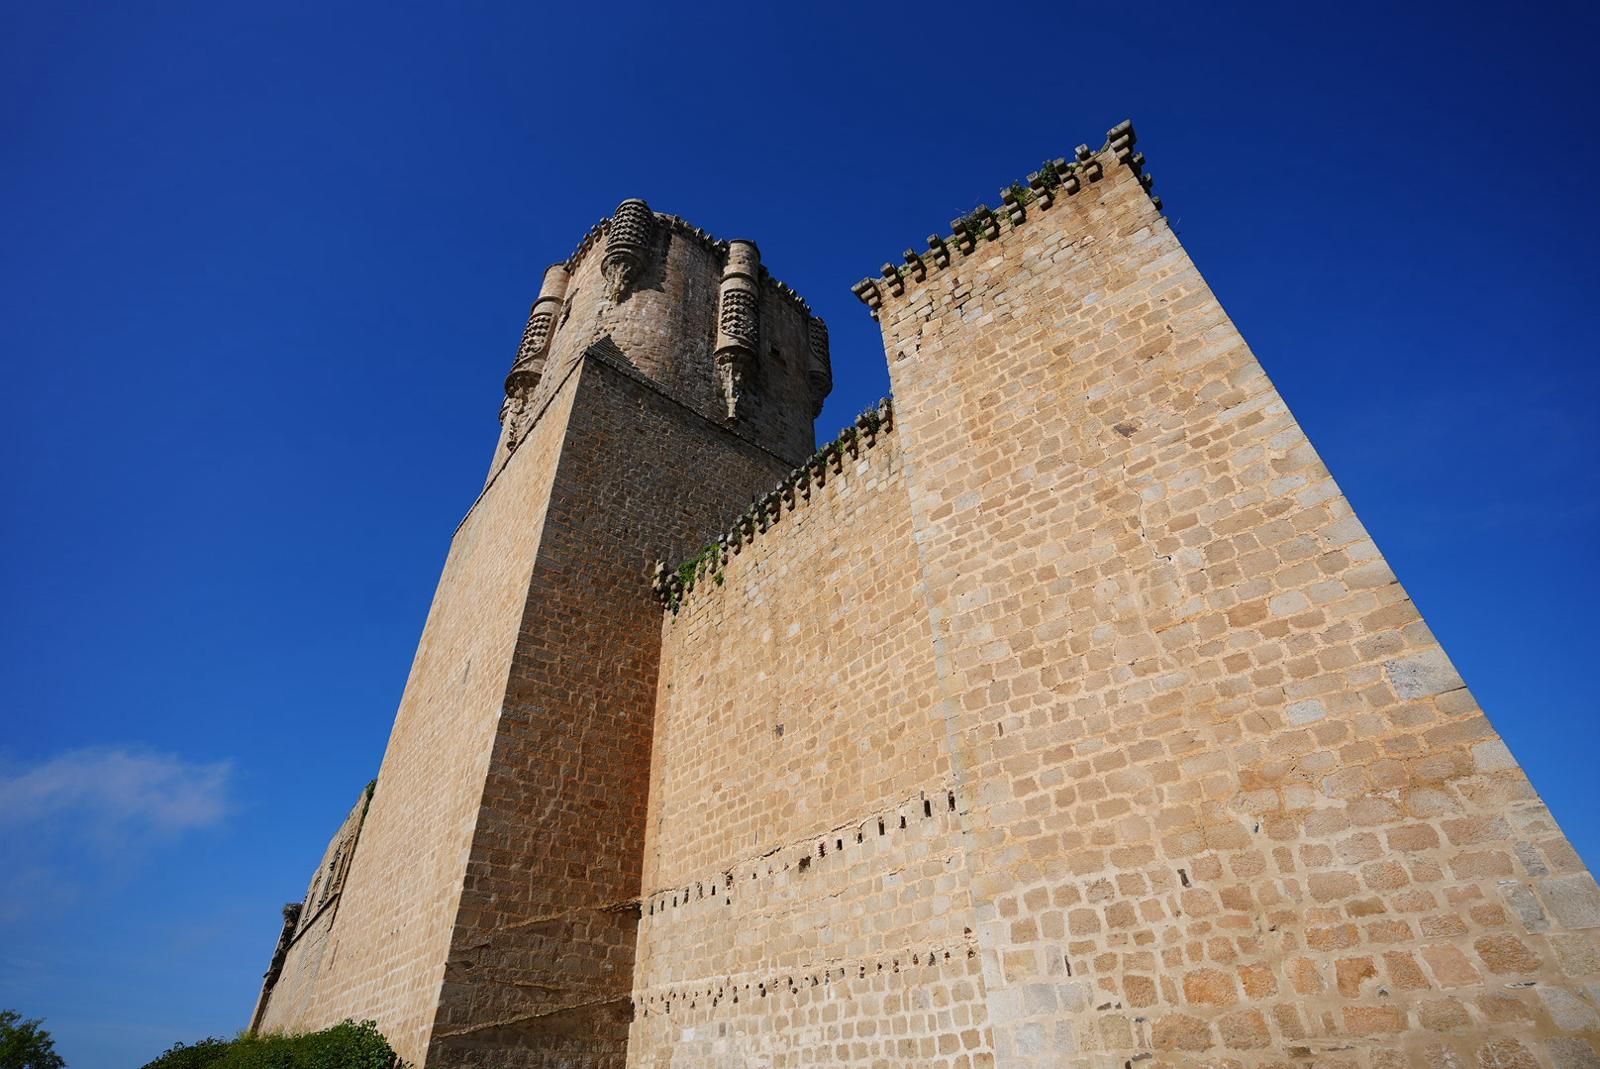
[0,748,231,835]
[0,748,232,920]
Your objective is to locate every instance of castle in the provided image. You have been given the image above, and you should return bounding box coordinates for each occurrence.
[249,122,1600,1068]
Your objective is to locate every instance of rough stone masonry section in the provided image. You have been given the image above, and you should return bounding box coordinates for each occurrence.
[877,140,1600,1066]
[631,424,994,1068]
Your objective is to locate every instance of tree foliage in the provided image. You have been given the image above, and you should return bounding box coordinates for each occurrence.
[0,1010,66,1069]
[139,1020,402,1069]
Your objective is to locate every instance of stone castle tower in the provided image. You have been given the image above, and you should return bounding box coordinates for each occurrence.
[251,123,1600,1068]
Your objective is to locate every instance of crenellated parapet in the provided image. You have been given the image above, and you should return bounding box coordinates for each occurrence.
[562,217,610,274]
[650,397,895,612]
[558,210,814,317]
[851,120,1159,317]
[657,214,814,317]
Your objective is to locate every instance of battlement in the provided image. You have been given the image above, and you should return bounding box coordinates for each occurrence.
[850,119,1158,317]
[649,396,895,612]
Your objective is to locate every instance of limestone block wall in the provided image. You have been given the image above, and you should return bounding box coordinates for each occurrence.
[867,126,1600,1067]
[427,353,796,1068]
[628,424,994,1067]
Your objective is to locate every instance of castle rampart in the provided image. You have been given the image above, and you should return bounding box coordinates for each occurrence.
[253,123,1600,1068]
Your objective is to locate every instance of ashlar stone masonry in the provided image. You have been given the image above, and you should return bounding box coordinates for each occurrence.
[251,122,1600,1068]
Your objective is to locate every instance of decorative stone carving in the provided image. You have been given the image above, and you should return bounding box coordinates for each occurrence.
[501,264,569,453]
[498,389,537,453]
[515,306,556,368]
[601,198,656,302]
[806,317,832,418]
[714,240,761,422]
[719,289,758,350]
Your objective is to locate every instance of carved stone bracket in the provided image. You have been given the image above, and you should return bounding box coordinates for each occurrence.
[715,348,753,423]
[498,388,536,453]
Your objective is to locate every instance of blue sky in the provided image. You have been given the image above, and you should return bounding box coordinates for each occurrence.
[2,2,1597,1066]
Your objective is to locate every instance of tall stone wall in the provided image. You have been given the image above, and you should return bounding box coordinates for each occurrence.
[863,128,1600,1067]
[630,417,994,1067]
[427,353,794,1067]
[254,348,794,1067]
[256,364,584,1062]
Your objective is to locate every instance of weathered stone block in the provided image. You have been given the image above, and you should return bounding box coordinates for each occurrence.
[1385,648,1466,700]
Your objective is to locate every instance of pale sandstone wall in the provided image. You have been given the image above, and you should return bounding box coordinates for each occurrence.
[255,131,1600,1069]
[256,369,582,1062]
[628,426,994,1067]
[427,354,795,1067]
[255,195,825,1065]
[872,135,1600,1067]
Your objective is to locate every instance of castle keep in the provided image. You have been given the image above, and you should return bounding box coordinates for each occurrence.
[250,122,1600,1068]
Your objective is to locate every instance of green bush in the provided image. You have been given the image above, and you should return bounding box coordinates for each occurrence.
[136,1038,231,1069]
[140,1021,403,1069]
